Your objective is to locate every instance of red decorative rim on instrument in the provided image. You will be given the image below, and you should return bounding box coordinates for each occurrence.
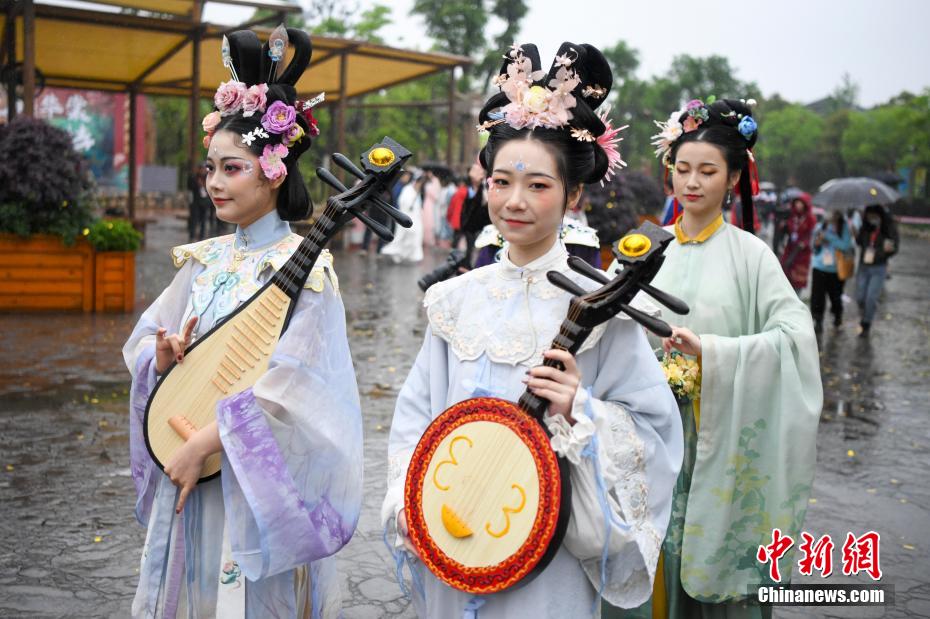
[404,397,562,594]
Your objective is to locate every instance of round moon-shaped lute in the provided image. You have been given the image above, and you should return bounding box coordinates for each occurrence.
[404,397,566,594]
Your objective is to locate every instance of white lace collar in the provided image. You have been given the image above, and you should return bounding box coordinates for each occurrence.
[425,240,612,366]
[496,238,569,280]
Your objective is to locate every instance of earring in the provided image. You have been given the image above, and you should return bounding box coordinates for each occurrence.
[724,190,732,206]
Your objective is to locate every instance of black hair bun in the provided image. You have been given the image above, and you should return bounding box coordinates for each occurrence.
[676,97,759,149]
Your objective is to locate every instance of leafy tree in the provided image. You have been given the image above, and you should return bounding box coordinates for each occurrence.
[411,0,487,90]
[755,104,824,188]
[841,105,911,174]
[476,0,529,91]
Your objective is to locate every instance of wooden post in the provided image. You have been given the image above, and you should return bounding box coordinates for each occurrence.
[446,67,455,167]
[334,54,348,247]
[4,2,15,121]
[21,0,35,117]
[187,25,202,174]
[336,53,348,159]
[128,86,137,220]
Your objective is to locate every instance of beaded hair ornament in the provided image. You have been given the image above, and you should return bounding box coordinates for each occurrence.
[201,25,324,181]
[478,43,626,184]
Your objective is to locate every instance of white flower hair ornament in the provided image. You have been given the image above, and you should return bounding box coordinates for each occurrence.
[479,43,626,184]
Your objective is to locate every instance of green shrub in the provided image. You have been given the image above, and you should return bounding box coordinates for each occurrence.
[85,219,142,252]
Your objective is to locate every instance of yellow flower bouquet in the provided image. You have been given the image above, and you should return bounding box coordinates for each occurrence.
[659,351,701,401]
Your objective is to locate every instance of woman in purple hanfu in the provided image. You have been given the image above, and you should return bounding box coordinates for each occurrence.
[122,28,361,618]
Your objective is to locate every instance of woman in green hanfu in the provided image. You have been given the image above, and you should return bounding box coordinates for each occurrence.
[605,98,823,619]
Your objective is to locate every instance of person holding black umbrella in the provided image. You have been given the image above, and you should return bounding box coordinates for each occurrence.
[855,204,899,336]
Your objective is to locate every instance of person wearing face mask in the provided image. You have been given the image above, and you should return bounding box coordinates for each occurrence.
[855,204,899,336]
[122,28,362,617]
[608,99,822,618]
[381,43,682,618]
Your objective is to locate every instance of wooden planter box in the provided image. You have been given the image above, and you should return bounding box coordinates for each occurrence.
[94,251,136,313]
[0,234,94,312]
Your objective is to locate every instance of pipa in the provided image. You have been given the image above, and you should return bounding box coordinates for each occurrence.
[144,138,413,482]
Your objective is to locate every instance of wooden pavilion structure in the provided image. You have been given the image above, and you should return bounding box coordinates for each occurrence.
[0,0,469,217]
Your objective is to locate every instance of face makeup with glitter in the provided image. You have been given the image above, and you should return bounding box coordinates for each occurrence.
[205,130,279,227]
[488,140,567,265]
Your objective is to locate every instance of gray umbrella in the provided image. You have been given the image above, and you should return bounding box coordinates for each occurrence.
[812,177,900,211]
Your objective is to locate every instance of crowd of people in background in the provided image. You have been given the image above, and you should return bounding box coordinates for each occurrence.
[186,155,901,340]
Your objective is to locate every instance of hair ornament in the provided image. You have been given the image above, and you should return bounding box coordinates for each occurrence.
[582,84,608,99]
[260,143,288,181]
[493,44,578,132]
[596,106,627,184]
[651,98,711,164]
[570,127,595,142]
[738,115,758,140]
[221,35,239,83]
[266,24,289,82]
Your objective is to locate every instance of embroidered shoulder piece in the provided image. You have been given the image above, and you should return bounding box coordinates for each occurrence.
[171,233,338,292]
[474,224,505,249]
[560,219,600,248]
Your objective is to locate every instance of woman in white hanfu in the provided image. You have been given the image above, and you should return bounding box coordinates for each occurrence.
[382,172,426,264]
[381,42,683,618]
[123,28,362,618]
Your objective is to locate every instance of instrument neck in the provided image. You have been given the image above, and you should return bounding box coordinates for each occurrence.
[270,200,341,300]
[518,301,593,421]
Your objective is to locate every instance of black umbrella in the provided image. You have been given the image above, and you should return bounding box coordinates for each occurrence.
[812,177,900,211]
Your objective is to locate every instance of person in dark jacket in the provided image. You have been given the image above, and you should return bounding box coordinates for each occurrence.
[855,204,899,336]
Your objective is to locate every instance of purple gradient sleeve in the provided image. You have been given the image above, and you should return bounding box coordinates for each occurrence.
[129,344,160,525]
[217,388,354,580]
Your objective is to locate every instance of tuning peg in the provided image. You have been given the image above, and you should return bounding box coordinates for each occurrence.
[325,157,413,229]
[617,302,672,337]
[567,256,610,285]
[332,153,365,180]
[637,282,690,315]
[316,167,348,192]
[546,271,586,297]
[349,206,394,241]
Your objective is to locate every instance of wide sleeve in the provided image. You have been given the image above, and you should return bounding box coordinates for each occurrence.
[680,246,823,600]
[545,318,683,608]
[216,278,363,580]
[122,261,197,525]
[380,327,449,538]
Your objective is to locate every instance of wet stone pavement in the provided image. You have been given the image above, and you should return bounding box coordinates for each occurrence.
[0,214,927,618]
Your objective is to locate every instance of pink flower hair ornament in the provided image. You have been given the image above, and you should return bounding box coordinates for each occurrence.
[259,143,289,181]
[480,44,624,184]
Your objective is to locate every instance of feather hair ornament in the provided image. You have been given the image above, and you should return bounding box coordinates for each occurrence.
[267,24,289,82]
[221,35,239,83]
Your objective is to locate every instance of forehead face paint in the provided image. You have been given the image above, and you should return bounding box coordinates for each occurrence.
[511,157,528,172]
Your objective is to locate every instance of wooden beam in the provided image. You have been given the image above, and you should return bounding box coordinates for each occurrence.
[22,0,35,117]
[35,4,194,33]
